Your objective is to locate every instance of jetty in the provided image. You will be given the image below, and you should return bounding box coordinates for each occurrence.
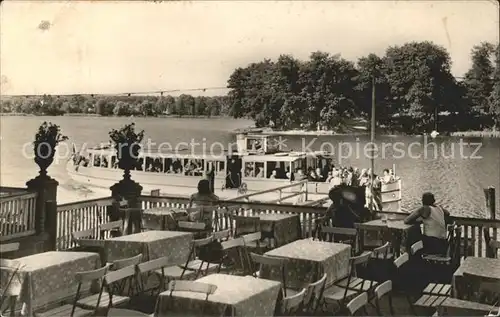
[0,166,499,316]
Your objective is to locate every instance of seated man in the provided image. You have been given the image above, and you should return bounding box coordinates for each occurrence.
[404,192,451,255]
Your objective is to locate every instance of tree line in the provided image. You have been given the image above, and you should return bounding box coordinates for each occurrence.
[227,41,499,133]
[1,41,499,134]
[0,94,230,117]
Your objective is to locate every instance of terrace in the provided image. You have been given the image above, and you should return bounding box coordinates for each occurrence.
[0,182,499,316]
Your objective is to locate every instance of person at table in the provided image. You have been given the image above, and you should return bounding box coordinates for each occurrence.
[404,192,451,255]
[188,179,219,223]
[327,185,371,229]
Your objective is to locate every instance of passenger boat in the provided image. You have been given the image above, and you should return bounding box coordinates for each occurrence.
[66,133,402,210]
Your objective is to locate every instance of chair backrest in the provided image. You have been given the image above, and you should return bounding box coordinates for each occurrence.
[374,280,392,300]
[351,251,372,266]
[281,288,307,315]
[221,237,245,251]
[213,229,231,241]
[394,253,409,269]
[346,292,368,315]
[372,242,390,260]
[104,265,137,286]
[99,220,123,231]
[178,221,206,231]
[320,226,357,238]
[75,265,109,283]
[304,273,327,312]
[111,254,143,270]
[0,242,20,254]
[193,235,214,247]
[99,220,123,239]
[242,231,262,244]
[72,228,95,240]
[319,226,358,252]
[234,216,260,236]
[137,256,171,274]
[410,241,424,255]
[167,280,217,295]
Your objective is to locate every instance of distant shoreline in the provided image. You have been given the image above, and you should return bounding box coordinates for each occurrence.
[0,113,227,119]
[233,127,500,138]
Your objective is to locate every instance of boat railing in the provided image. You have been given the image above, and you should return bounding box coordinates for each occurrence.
[0,189,38,241]
[53,194,500,258]
[228,179,309,204]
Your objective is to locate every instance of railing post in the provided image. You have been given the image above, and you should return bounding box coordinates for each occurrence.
[26,174,58,243]
[110,178,143,234]
[485,187,497,241]
[44,200,58,251]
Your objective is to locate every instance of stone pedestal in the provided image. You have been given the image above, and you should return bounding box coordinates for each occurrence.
[110,177,143,234]
[26,174,58,250]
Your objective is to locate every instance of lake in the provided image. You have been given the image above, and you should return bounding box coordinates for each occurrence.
[1,116,499,218]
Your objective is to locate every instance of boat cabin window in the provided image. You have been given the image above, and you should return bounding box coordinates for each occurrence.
[145,157,162,172]
[246,138,263,152]
[111,156,117,168]
[243,161,265,178]
[206,160,225,176]
[164,158,173,173]
[171,158,183,174]
[266,161,288,179]
[183,158,204,176]
[136,158,144,171]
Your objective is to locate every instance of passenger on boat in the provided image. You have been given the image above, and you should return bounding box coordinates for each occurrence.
[358,169,369,187]
[188,179,219,223]
[329,170,342,189]
[382,169,394,184]
[256,167,264,178]
[315,168,324,182]
[296,169,306,181]
[404,192,451,255]
[269,170,278,179]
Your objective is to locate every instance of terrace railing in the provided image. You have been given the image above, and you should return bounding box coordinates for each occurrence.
[0,190,37,241]
[55,194,500,258]
[56,197,113,250]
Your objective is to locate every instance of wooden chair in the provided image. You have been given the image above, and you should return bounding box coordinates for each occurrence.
[99,220,123,239]
[218,237,246,275]
[278,288,307,316]
[177,220,209,238]
[392,253,416,315]
[240,232,263,270]
[484,228,500,259]
[346,292,369,316]
[72,228,97,240]
[109,254,143,295]
[374,280,394,316]
[76,265,134,313]
[183,236,221,278]
[249,253,288,296]
[35,266,109,317]
[77,266,137,313]
[0,258,22,317]
[213,229,231,242]
[319,226,358,255]
[302,273,327,315]
[234,216,260,237]
[322,251,371,314]
[0,242,20,254]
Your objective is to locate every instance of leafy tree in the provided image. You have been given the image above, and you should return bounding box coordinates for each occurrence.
[462,42,496,129]
[383,41,455,133]
[488,44,500,129]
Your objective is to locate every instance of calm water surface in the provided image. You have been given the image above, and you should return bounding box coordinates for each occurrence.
[1,116,499,218]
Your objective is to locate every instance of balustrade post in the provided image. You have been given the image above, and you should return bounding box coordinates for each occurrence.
[110,178,143,234]
[26,175,58,250]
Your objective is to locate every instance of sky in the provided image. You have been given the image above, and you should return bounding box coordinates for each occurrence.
[0,0,498,96]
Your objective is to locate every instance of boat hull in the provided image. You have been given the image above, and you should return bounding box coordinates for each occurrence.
[66,161,402,210]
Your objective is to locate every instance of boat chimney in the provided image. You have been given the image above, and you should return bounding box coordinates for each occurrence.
[236,133,247,155]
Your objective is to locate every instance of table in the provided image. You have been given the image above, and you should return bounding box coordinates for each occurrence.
[258,213,301,247]
[452,257,500,298]
[104,230,192,263]
[157,274,281,316]
[0,251,100,317]
[263,239,351,289]
[357,219,420,256]
[142,207,188,230]
[438,297,497,316]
